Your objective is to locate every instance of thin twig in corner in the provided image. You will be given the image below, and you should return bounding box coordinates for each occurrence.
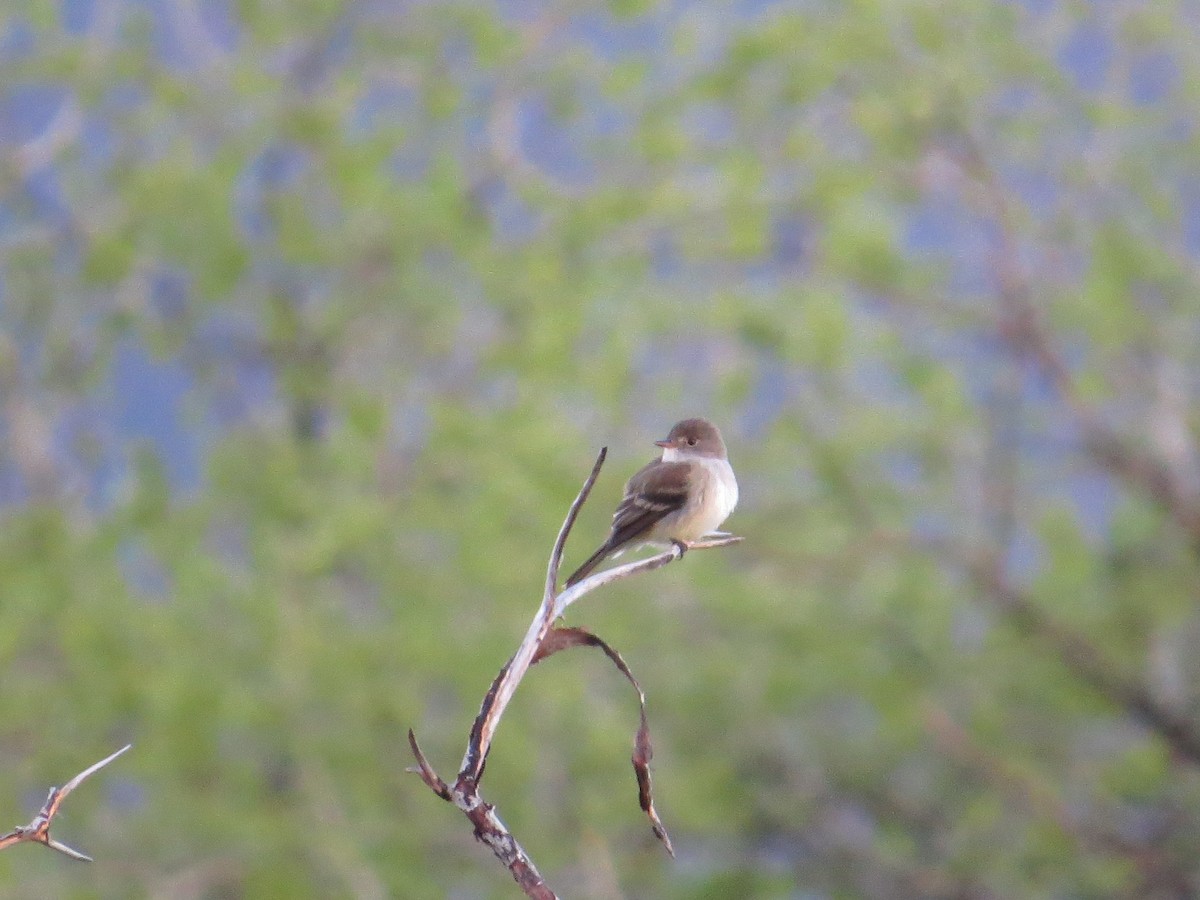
[0,744,132,862]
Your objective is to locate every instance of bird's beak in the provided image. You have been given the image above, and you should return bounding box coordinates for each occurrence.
[654,438,672,448]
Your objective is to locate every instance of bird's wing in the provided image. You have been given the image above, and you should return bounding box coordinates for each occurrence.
[563,460,694,587]
[607,460,692,548]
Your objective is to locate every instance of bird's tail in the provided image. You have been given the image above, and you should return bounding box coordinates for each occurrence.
[564,543,613,588]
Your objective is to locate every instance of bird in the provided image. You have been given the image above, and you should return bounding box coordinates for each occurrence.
[564,417,738,587]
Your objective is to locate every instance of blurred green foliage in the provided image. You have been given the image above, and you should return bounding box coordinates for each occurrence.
[2,0,1200,897]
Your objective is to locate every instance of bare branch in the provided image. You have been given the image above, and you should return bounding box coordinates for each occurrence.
[464,447,609,782]
[546,448,608,616]
[407,731,554,899]
[405,729,451,801]
[553,535,743,619]
[409,450,611,898]
[409,448,742,897]
[0,744,132,862]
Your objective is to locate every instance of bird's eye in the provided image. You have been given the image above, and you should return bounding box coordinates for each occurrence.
[687,437,697,446]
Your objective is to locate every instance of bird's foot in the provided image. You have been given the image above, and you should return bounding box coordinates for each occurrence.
[671,539,689,558]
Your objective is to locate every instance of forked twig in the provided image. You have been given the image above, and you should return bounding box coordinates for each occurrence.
[0,744,132,861]
[409,447,742,897]
[462,447,609,781]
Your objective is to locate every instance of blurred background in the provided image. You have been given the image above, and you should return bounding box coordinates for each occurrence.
[2,0,1199,897]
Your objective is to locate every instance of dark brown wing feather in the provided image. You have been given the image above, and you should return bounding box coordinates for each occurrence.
[564,461,691,587]
[607,460,691,547]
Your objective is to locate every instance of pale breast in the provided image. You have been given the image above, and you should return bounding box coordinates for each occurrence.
[688,458,738,538]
